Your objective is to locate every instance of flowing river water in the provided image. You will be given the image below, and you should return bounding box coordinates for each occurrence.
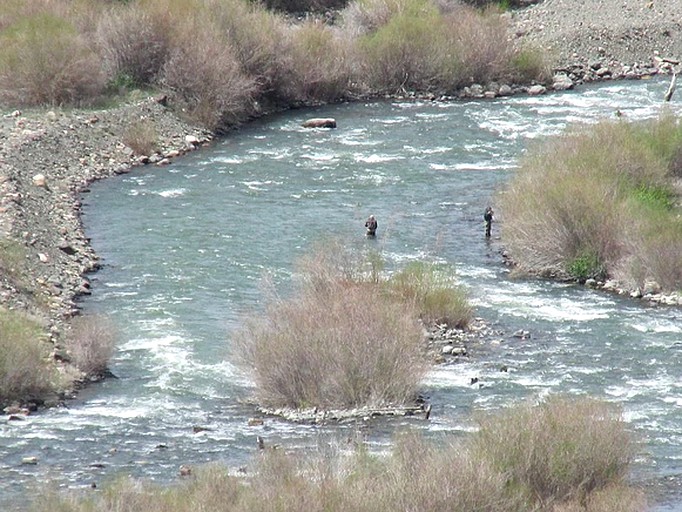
[2,78,682,510]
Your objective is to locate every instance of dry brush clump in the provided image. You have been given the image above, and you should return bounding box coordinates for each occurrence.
[233,242,473,410]
[499,115,682,291]
[234,280,427,410]
[65,315,117,378]
[32,397,644,512]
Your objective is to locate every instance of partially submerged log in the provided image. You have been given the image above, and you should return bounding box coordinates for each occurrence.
[302,118,337,128]
[256,403,429,424]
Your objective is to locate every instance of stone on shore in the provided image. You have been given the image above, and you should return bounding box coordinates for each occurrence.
[302,118,336,128]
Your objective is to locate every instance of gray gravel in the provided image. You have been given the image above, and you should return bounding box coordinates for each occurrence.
[510,0,682,72]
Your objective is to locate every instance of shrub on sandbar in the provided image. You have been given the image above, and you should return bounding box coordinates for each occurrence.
[234,280,426,410]
[234,242,432,410]
[385,261,472,328]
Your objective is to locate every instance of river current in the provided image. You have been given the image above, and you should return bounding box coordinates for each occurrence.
[2,78,681,510]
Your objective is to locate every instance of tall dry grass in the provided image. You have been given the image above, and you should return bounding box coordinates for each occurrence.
[32,397,644,512]
[0,308,55,405]
[499,116,682,291]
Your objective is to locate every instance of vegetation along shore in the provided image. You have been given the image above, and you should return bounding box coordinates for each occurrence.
[0,0,681,509]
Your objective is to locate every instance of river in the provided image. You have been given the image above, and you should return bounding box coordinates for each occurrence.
[1,78,681,510]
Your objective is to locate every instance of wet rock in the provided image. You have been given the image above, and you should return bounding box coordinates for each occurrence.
[528,84,547,95]
[512,330,531,339]
[302,118,336,128]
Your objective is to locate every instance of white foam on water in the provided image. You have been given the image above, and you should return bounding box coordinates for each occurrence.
[156,188,187,198]
[354,153,404,163]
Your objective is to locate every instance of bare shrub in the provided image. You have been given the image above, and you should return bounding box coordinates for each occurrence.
[206,0,286,96]
[276,20,356,103]
[66,315,117,377]
[157,17,256,130]
[96,3,171,89]
[122,118,160,156]
[0,308,55,404]
[472,396,635,505]
[234,281,425,409]
[0,12,105,107]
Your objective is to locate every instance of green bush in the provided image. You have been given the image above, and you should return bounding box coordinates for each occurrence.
[385,261,472,328]
[471,396,636,506]
[499,116,682,292]
[0,308,55,405]
[356,0,450,93]
[0,12,105,107]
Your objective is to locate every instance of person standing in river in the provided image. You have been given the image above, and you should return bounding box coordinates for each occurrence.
[484,206,494,238]
[365,214,377,237]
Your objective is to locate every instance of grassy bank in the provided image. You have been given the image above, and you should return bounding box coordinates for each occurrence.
[234,242,471,410]
[31,396,644,512]
[498,114,682,293]
[0,0,548,130]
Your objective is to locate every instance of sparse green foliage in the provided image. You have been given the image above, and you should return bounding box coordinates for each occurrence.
[499,116,682,292]
[0,308,55,405]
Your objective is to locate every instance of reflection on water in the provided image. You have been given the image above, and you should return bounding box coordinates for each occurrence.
[1,79,681,510]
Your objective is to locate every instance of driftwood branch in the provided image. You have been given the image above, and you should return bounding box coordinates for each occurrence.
[664,70,678,102]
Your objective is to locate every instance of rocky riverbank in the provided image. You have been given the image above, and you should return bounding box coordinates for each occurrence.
[0,95,213,400]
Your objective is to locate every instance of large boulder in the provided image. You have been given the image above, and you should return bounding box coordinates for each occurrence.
[302,118,337,128]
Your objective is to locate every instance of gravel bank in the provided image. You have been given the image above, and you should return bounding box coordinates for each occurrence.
[0,96,212,386]
[510,0,682,76]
